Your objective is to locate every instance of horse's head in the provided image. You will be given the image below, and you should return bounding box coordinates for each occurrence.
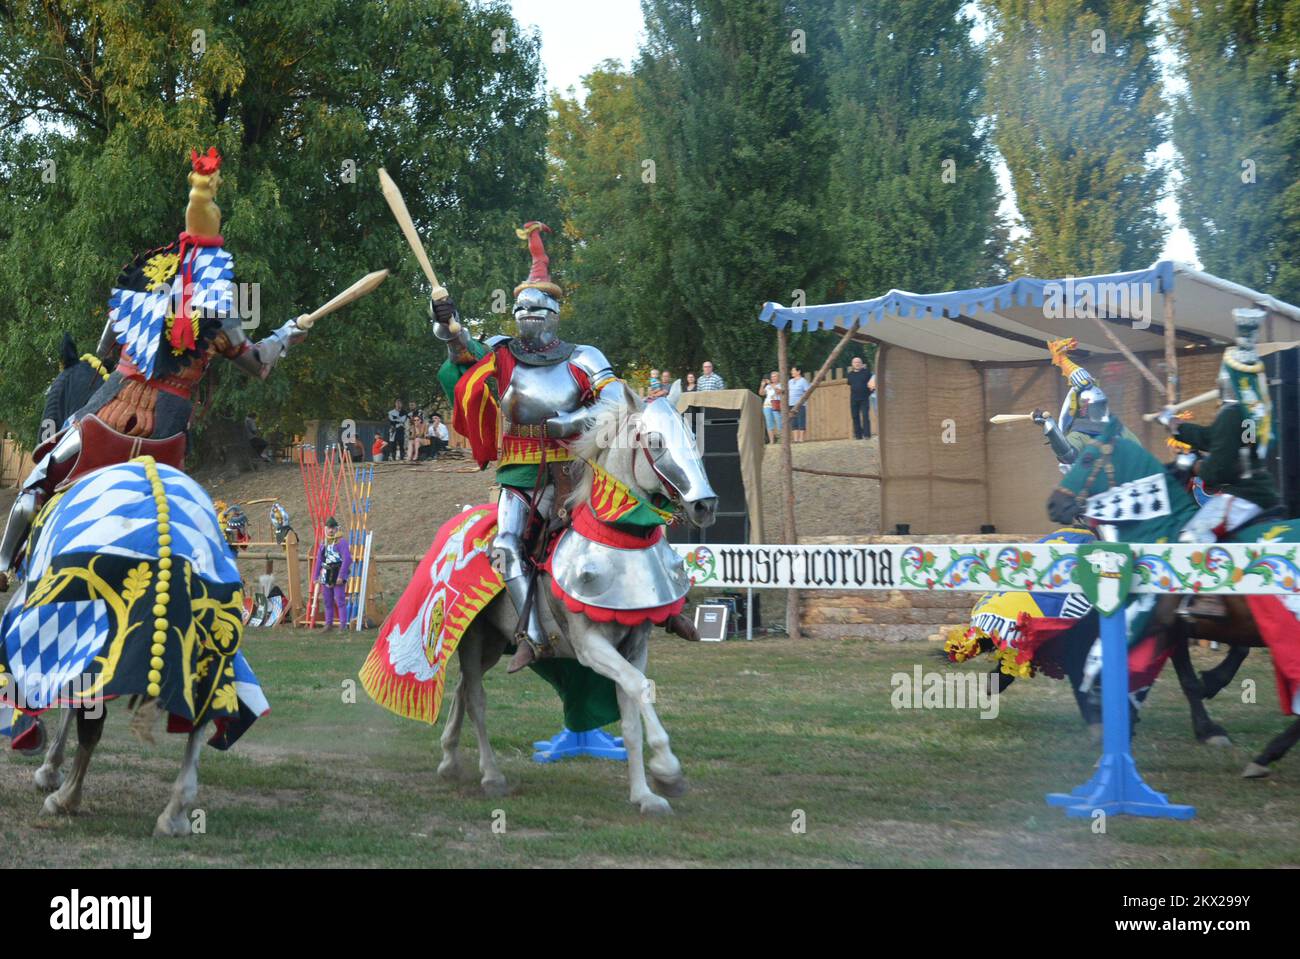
[573,379,717,528]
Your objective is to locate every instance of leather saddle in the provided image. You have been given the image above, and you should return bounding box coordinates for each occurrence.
[42,415,187,494]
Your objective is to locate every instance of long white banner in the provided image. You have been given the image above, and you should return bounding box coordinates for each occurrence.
[670,542,1300,597]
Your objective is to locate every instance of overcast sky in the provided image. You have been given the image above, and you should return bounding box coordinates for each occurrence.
[510,0,647,97]
[509,0,1199,271]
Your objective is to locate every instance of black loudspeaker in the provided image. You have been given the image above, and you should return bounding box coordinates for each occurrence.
[668,404,750,545]
[1272,348,1300,516]
[716,590,762,631]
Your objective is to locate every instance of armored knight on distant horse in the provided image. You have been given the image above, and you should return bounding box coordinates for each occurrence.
[948,335,1268,750]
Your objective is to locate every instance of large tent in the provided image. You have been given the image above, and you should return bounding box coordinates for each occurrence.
[759,261,1300,535]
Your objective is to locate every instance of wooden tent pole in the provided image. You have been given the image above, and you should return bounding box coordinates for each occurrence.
[1087,315,1166,394]
[792,319,859,414]
[1163,288,1179,404]
[776,327,802,641]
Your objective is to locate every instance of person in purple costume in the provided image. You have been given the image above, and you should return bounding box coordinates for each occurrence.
[317,516,353,631]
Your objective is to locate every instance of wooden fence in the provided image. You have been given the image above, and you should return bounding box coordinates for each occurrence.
[0,433,33,488]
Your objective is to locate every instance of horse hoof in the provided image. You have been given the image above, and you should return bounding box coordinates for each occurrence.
[41,794,76,817]
[152,816,192,838]
[1242,762,1271,779]
[652,775,688,799]
[1202,734,1233,748]
[436,758,463,782]
[637,794,673,816]
[481,777,509,798]
[34,767,64,792]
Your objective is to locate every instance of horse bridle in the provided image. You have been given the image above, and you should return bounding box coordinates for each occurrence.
[631,427,684,507]
[1059,438,1117,513]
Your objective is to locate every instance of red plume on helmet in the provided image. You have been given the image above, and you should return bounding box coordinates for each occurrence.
[513,221,563,299]
[190,147,222,175]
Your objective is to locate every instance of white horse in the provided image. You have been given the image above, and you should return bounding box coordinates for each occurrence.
[437,383,717,814]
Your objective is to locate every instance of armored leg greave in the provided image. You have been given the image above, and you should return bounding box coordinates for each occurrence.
[0,428,82,584]
[493,485,554,653]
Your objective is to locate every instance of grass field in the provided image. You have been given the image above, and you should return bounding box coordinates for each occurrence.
[4,628,1298,868]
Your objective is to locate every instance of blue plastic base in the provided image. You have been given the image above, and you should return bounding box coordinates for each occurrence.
[1046,607,1195,821]
[532,728,627,763]
[1046,753,1196,819]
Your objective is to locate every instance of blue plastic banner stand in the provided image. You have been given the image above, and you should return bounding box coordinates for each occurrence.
[532,727,627,763]
[1046,609,1196,820]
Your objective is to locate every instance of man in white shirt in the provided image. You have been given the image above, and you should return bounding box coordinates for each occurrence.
[429,414,450,459]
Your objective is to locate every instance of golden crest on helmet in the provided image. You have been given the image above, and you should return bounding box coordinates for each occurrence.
[143,253,180,291]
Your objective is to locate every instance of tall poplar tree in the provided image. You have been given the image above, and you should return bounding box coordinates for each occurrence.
[824,0,1005,299]
[1167,0,1298,300]
[981,0,1167,276]
[635,0,834,388]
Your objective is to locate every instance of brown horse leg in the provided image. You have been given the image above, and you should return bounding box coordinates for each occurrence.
[41,709,106,816]
[1243,717,1300,779]
[1201,645,1250,700]
[1167,622,1232,746]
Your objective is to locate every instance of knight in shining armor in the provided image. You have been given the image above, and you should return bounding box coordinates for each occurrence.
[1156,308,1282,542]
[1031,338,1141,473]
[431,222,692,673]
[0,148,310,591]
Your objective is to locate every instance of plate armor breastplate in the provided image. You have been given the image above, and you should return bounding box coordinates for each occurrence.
[500,358,584,427]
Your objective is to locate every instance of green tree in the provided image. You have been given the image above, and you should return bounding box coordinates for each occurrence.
[0,0,553,450]
[824,0,1005,299]
[1167,0,1298,300]
[634,0,835,389]
[981,0,1167,276]
[548,63,668,374]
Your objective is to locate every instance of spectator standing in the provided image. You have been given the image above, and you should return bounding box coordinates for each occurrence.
[759,370,783,443]
[787,366,810,442]
[647,369,661,397]
[371,434,387,463]
[696,361,725,391]
[684,372,697,393]
[429,415,449,459]
[387,399,408,461]
[868,370,878,421]
[317,516,353,632]
[648,370,673,400]
[846,356,873,440]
